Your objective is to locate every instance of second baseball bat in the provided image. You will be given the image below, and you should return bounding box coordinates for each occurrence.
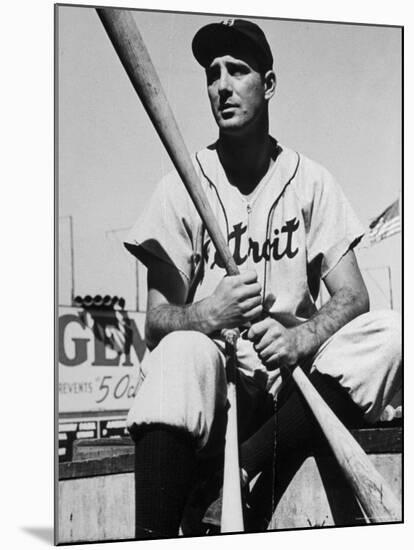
[96,7,401,524]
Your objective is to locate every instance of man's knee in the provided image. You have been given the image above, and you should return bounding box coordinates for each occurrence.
[365,310,401,359]
[313,309,402,422]
[128,331,227,449]
[159,330,217,355]
[352,310,401,421]
[376,309,401,337]
[152,330,224,382]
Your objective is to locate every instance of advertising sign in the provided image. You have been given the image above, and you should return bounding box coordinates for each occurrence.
[58,306,147,413]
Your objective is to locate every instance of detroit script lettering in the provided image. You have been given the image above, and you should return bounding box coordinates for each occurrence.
[203,217,300,269]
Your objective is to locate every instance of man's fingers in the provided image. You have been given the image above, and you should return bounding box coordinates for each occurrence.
[262,354,282,371]
[240,295,262,312]
[247,318,273,340]
[239,270,259,284]
[227,272,261,298]
[253,332,278,352]
[248,317,286,340]
[241,282,262,299]
[244,305,263,321]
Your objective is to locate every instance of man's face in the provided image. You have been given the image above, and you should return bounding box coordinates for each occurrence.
[206,51,272,135]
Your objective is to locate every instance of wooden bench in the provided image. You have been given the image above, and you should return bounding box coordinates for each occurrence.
[57,425,402,543]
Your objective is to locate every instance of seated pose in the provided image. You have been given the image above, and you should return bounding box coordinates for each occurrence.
[124,18,402,538]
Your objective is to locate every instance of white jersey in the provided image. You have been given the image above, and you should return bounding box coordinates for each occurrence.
[125,139,365,394]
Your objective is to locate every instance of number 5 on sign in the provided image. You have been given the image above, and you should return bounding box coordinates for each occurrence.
[95,374,139,405]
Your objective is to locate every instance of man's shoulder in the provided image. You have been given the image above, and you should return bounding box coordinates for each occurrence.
[280,145,340,199]
[278,144,332,179]
[273,144,343,212]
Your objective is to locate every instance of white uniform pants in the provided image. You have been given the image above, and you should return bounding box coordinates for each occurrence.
[127,311,401,451]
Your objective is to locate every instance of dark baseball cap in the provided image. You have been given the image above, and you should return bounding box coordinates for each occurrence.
[192,19,273,73]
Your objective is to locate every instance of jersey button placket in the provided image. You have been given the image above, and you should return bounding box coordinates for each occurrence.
[246,203,252,270]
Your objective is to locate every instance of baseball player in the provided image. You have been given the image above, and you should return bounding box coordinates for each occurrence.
[124,19,401,538]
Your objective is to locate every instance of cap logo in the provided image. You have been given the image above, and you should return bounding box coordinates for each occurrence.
[222,18,235,27]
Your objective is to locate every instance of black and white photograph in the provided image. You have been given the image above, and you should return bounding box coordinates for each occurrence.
[55,2,403,545]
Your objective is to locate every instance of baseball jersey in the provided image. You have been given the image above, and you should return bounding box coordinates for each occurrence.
[125,139,365,394]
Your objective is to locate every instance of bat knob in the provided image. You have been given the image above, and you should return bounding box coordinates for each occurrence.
[221,328,240,347]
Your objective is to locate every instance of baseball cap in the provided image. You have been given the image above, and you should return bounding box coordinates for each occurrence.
[192,18,273,73]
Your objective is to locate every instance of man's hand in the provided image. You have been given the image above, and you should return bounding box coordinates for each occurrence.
[204,270,263,331]
[246,248,370,370]
[247,317,301,370]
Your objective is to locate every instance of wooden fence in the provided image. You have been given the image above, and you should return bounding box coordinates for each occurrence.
[57,425,402,544]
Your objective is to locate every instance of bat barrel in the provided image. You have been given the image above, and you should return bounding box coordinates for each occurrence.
[292,367,401,522]
[96,8,238,276]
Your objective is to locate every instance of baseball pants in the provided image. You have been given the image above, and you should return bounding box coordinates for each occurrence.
[127,310,401,452]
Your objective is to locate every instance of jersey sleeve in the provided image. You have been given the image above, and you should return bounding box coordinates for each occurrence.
[298,159,365,279]
[124,170,200,282]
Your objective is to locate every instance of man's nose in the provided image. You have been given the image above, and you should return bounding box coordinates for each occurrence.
[218,71,232,95]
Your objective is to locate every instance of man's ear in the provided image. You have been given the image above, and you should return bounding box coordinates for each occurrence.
[263,70,277,100]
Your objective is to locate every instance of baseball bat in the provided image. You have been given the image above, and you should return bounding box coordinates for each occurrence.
[96,8,401,525]
[222,333,245,533]
[95,7,243,533]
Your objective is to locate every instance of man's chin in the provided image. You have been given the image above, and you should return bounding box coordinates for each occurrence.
[217,118,245,134]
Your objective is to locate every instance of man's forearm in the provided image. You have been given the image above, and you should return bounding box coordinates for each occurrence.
[145,300,215,350]
[145,270,264,350]
[294,286,369,361]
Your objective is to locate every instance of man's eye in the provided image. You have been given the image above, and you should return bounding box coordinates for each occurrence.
[206,69,219,84]
[229,65,249,76]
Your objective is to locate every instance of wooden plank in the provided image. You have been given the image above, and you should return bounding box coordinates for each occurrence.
[269,453,402,529]
[58,473,135,543]
[73,437,134,460]
[75,437,133,448]
[59,427,402,481]
[59,453,135,480]
[351,427,402,454]
[57,452,402,542]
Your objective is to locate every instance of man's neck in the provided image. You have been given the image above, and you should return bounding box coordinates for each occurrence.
[217,122,275,196]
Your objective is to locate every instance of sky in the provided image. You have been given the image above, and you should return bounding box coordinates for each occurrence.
[57,5,402,310]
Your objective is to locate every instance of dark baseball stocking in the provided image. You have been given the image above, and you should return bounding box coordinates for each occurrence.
[241,370,366,482]
[133,425,197,539]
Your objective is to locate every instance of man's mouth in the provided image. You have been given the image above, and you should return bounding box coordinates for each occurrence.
[219,103,237,112]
